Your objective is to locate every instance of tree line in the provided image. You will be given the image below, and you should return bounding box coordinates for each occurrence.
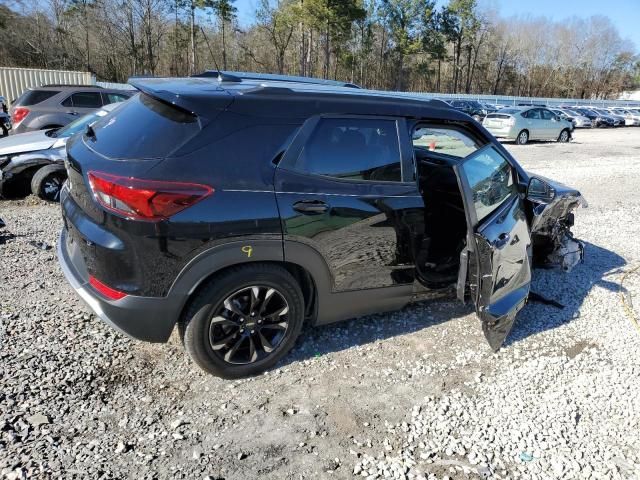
[1,0,639,99]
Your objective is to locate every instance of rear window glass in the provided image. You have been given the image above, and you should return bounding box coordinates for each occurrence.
[16,90,59,106]
[498,109,521,114]
[88,93,200,159]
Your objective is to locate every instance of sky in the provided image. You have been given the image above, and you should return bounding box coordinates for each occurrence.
[232,0,640,52]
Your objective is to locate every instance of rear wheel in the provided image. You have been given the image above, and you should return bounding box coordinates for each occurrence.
[179,264,305,378]
[31,164,66,202]
[557,129,570,143]
[516,130,529,145]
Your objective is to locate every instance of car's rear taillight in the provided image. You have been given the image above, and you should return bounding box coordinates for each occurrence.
[89,275,128,300]
[507,117,516,126]
[12,107,29,124]
[87,171,213,221]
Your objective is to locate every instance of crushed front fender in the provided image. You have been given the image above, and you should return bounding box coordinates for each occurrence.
[529,180,587,272]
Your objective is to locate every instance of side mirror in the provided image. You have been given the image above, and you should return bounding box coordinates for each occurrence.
[527,177,556,203]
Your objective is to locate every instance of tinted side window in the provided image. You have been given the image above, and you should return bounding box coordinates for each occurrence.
[16,90,60,106]
[61,96,73,107]
[70,92,103,108]
[526,109,542,120]
[293,118,401,182]
[541,109,554,120]
[460,146,515,222]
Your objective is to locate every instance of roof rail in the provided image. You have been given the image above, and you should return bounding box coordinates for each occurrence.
[192,70,361,89]
[39,84,101,88]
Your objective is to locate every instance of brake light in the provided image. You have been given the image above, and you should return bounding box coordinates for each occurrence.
[88,171,213,221]
[89,275,128,300]
[12,107,29,124]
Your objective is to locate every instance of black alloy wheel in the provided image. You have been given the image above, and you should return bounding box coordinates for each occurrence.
[209,286,290,364]
[179,264,304,378]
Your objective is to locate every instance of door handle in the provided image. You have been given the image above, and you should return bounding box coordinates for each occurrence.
[66,111,78,116]
[494,232,511,249]
[292,200,329,214]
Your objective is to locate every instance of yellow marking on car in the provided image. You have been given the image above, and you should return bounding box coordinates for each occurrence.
[242,246,253,258]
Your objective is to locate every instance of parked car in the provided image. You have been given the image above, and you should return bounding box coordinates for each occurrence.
[480,103,498,114]
[549,109,576,130]
[57,74,585,378]
[609,108,640,126]
[592,108,624,127]
[9,85,132,135]
[448,99,487,122]
[560,109,592,128]
[482,106,573,145]
[0,102,121,200]
[573,108,613,128]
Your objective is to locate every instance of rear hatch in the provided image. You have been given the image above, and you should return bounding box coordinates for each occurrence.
[483,113,514,128]
[65,81,232,221]
[62,80,233,296]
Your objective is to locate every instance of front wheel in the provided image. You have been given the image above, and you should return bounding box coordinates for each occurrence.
[557,129,570,143]
[31,164,66,201]
[516,130,529,145]
[179,264,305,378]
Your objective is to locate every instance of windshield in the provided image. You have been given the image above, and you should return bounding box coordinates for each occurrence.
[49,109,110,138]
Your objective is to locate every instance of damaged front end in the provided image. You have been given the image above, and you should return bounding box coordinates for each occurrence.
[0,148,65,196]
[527,176,587,272]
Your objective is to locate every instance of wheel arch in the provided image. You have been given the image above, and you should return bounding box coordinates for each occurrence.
[170,240,325,328]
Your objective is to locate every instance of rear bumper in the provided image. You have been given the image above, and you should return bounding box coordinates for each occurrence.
[57,227,183,342]
[484,125,517,140]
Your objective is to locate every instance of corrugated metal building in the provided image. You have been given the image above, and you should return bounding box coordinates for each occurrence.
[0,67,94,106]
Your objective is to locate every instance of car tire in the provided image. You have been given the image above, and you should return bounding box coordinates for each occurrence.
[179,263,305,378]
[557,129,570,143]
[30,164,66,202]
[516,130,529,145]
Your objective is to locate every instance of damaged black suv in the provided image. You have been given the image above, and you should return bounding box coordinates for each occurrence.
[58,72,585,378]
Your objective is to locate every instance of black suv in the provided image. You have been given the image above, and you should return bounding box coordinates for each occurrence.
[58,73,585,378]
[447,100,487,122]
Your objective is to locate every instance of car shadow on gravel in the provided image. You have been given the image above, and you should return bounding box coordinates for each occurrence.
[278,295,472,368]
[506,241,626,345]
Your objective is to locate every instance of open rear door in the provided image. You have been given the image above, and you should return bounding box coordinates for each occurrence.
[454,145,532,351]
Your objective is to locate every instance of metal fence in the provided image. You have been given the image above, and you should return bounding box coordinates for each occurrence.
[0,67,95,106]
[3,66,639,109]
[96,81,137,91]
[388,91,640,108]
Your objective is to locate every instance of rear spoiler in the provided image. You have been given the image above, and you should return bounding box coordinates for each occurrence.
[127,78,233,126]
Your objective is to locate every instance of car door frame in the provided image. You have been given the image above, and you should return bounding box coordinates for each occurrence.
[274,113,424,325]
[452,144,533,350]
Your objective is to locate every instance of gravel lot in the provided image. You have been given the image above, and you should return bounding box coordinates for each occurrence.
[1,128,639,480]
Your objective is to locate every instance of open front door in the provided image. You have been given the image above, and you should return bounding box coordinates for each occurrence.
[454,145,532,351]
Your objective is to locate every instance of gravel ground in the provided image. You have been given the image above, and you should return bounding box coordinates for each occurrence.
[1,128,639,479]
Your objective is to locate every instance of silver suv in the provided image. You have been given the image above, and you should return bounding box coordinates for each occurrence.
[9,85,131,134]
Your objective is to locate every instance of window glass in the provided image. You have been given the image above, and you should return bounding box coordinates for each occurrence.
[103,93,130,104]
[460,146,515,222]
[293,118,401,182]
[541,109,554,120]
[525,109,541,119]
[54,108,110,138]
[88,93,200,160]
[61,96,73,107]
[412,126,479,158]
[70,92,103,108]
[16,90,59,106]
